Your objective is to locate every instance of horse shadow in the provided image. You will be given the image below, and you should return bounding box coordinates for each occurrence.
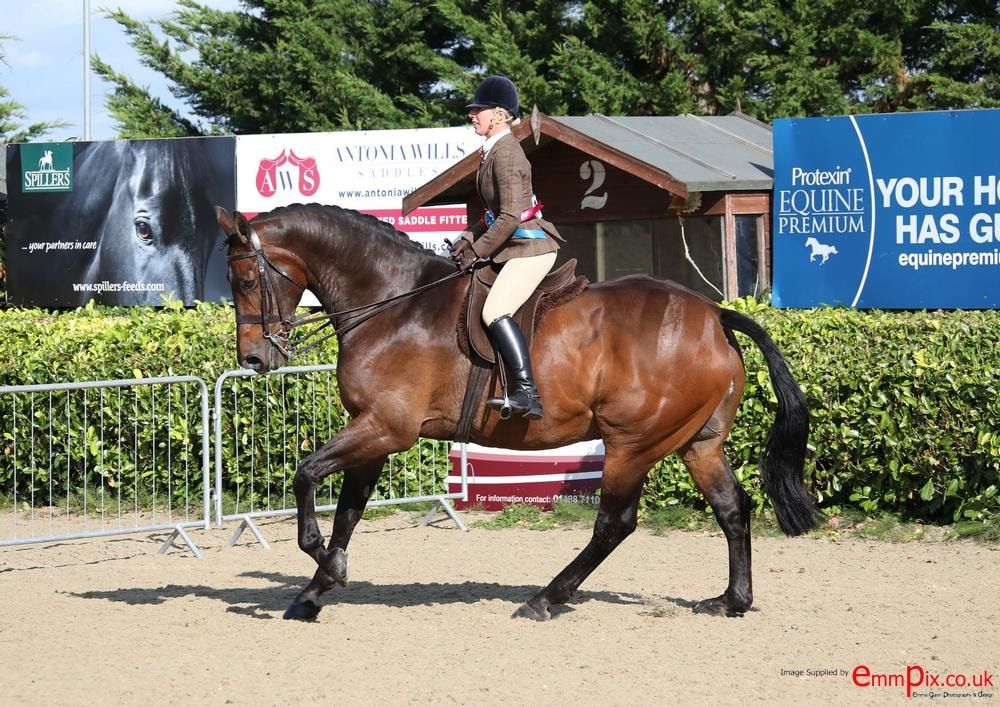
[66,571,695,620]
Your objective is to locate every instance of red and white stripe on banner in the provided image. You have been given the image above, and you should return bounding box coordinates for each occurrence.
[448,441,605,511]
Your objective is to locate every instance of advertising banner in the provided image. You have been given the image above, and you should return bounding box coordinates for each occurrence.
[5,137,236,307]
[447,441,604,511]
[773,109,1000,308]
[236,127,480,306]
[235,127,480,250]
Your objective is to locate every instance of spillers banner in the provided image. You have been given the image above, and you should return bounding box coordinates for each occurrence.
[773,109,1000,308]
[5,137,236,307]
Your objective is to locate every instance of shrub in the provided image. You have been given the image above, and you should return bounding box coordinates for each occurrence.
[0,300,343,512]
[1,300,998,523]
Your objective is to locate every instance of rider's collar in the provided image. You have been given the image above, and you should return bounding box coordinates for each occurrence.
[481,128,511,157]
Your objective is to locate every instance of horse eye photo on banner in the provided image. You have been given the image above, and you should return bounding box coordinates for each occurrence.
[4,137,236,307]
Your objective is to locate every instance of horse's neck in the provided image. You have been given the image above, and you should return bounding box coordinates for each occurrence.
[296,219,450,319]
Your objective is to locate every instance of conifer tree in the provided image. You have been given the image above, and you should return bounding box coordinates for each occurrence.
[96,0,1000,138]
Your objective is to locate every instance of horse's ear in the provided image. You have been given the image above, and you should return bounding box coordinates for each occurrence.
[216,205,234,234]
[234,210,251,241]
[218,206,251,244]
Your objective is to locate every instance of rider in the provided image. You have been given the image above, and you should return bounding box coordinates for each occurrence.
[449,75,564,420]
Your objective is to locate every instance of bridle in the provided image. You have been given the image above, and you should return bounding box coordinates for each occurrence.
[226,221,309,358]
[225,218,469,360]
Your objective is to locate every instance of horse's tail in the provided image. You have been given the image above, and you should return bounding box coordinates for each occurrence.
[719,309,823,536]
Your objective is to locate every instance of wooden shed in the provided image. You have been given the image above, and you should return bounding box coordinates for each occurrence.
[402,108,773,301]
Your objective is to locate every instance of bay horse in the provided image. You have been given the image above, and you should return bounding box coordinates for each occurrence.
[218,203,822,622]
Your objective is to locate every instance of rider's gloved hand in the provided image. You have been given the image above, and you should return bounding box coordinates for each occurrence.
[449,238,478,270]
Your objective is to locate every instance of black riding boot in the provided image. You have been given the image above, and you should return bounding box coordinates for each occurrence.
[486,315,543,420]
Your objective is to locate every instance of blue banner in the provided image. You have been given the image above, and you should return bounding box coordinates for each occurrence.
[773,110,1000,308]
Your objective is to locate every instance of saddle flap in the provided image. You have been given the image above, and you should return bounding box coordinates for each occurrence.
[460,258,585,364]
[537,258,578,293]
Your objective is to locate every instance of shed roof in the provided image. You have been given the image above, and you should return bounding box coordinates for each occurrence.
[402,109,773,215]
[557,113,773,191]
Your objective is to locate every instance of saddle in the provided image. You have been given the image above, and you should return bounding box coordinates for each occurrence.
[457,258,588,365]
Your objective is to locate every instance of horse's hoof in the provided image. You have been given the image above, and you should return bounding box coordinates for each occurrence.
[692,595,746,618]
[283,600,322,621]
[512,601,550,621]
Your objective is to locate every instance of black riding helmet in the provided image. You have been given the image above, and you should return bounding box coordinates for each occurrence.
[466,75,519,116]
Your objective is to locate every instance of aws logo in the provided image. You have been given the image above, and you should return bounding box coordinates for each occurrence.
[256,149,320,198]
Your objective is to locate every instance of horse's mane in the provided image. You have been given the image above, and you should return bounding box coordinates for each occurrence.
[258,202,446,259]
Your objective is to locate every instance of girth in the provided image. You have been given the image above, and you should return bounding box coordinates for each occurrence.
[457,258,587,365]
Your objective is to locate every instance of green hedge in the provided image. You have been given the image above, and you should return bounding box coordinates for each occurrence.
[1,300,998,522]
[0,300,345,513]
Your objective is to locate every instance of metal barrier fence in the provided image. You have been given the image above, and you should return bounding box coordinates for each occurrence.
[213,365,467,546]
[0,377,211,557]
[1,367,468,556]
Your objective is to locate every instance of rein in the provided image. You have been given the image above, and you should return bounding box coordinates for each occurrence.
[226,222,469,359]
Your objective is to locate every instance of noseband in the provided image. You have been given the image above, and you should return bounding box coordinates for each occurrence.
[225,219,468,360]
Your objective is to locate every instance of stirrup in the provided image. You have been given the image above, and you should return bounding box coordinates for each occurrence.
[486,389,543,421]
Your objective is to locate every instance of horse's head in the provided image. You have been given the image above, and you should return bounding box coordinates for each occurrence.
[217,206,308,373]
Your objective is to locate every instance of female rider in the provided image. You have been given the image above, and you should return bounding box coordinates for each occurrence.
[449,75,564,420]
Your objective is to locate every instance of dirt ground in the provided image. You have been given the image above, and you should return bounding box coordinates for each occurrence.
[1,511,998,706]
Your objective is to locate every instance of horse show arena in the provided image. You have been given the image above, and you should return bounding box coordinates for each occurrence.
[1,512,997,706]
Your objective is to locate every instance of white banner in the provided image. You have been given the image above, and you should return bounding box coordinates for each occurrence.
[235,127,481,305]
[235,127,479,249]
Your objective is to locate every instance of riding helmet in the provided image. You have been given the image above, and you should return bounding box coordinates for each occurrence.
[467,75,520,116]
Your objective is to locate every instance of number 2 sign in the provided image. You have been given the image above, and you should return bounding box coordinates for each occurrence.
[579,159,608,210]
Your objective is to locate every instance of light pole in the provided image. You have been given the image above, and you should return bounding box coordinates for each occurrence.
[83,0,91,141]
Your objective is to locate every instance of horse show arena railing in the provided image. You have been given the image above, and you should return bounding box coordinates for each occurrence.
[1,367,467,557]
[0,377,212,557]
[213,365,466,547]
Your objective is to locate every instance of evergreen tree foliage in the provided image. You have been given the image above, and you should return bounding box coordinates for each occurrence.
[94,0,471,136]
[95,0,1000,138]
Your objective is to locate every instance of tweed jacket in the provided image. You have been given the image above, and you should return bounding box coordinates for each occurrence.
[460,132,564,263]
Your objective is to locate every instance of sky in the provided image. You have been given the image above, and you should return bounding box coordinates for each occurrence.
[1,0,241,142]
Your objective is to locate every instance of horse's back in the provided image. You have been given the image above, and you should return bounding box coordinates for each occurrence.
[550,274,726,353]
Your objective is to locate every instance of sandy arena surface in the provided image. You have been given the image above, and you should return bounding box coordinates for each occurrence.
[1,511,998,706]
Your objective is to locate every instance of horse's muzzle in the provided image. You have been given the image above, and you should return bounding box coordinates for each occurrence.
[239,354,272,374]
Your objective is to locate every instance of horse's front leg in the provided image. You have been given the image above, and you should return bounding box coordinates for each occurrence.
[285,411,413,620]
[285,458,385,620]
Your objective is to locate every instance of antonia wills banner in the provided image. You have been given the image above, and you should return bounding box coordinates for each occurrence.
[235,127,481,307]
[235,127,481,249]
[772,109,1000,308]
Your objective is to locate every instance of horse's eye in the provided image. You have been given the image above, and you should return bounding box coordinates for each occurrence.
[240,278,257,291]
[134,219,153,242]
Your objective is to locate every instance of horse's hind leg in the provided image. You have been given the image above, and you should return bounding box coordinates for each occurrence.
[680,436,753,617]
[514,452,648,621]
[285,458,385,620]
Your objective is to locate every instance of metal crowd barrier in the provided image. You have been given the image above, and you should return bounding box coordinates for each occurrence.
[0,377,211,557]
[1,368,468,557]
[213,364,467,547]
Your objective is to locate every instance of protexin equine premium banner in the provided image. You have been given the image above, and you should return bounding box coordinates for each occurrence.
[772,109,1000,308]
